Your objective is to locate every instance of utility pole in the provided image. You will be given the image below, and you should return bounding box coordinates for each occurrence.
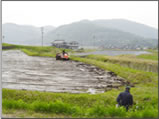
[41,27,44,46]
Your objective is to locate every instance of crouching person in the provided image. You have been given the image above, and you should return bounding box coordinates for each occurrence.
[116,86,133,111]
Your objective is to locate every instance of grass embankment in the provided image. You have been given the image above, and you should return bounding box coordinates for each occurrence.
[85,54,158,72]
[3,85,158,118]
[137,49,158,61]
[2,43,73,57]
[2,43,158,118]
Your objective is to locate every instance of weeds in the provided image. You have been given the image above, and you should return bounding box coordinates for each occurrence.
[2,43,73,58]
[86,54,158,72]
[2,87,158,118]
[3,99,28,110]
[137,53,158,61]
[3,99,82,116]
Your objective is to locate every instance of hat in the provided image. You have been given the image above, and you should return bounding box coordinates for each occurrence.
[126,86,131,89]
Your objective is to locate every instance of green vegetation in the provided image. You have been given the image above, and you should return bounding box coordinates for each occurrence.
[132,49,158,61]
[2,43,74,57]
[137,54,158,61]
[3,86,158,118]
[137,51,158,61]
[2,43,158,118]
[85,54,158,72]
[115,49,158,61]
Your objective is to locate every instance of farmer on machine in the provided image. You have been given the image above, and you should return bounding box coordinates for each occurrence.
[63,50,66,55]
[116,86,133,111]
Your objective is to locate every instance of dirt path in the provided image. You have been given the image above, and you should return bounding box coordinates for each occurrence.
[2,50,125,93]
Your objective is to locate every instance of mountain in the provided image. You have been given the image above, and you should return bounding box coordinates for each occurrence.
[2,23,55,46]
[45,20,157,49]
[93,19,158,39]
[2,19,158,49]
[43,25,56,33]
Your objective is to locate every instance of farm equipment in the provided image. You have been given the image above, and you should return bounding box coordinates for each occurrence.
[56,52,69,60]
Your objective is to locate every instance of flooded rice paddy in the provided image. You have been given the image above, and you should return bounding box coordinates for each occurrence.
[2,50,126,94]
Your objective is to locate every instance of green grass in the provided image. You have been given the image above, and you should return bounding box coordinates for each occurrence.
[85,54,158,72]
[136,49,158,61]
[2,87,158,118]
[2,43,13,47]
[115,49,158,61]
[2,43,74,57]
[3,99,81,116]
[137,53,158,61]
[2,43,158,118]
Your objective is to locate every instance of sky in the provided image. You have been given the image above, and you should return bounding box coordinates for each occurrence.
[2,1,158,29]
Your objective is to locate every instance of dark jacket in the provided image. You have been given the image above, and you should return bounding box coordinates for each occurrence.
[63,50,66,55]
[117,90,133,106]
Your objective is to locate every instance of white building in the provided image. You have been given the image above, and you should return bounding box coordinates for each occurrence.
[51,40,79,49]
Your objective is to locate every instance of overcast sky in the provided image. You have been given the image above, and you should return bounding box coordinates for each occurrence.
[2,1,158,29]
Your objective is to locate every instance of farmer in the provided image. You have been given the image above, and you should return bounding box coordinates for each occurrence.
[116,86,133,111]
[62,50,66,55]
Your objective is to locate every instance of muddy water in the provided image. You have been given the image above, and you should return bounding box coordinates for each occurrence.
[2,50,126,94]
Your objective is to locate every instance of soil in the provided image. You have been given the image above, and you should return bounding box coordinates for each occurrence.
[2,50,126,94]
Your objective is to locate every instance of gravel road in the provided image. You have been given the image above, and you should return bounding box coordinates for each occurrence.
[2,50,125,93]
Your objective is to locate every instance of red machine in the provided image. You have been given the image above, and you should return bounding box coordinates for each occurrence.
[56,52,69,60]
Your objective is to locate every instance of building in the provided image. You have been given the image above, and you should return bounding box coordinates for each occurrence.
[51,40,79,49]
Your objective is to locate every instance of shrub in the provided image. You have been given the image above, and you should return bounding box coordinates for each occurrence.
[31,100,80,115]
[141,107,158,118]
[106,106,127,117]
[31,101,49,112]
[3,99,28,110]
[87,105,108,117]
